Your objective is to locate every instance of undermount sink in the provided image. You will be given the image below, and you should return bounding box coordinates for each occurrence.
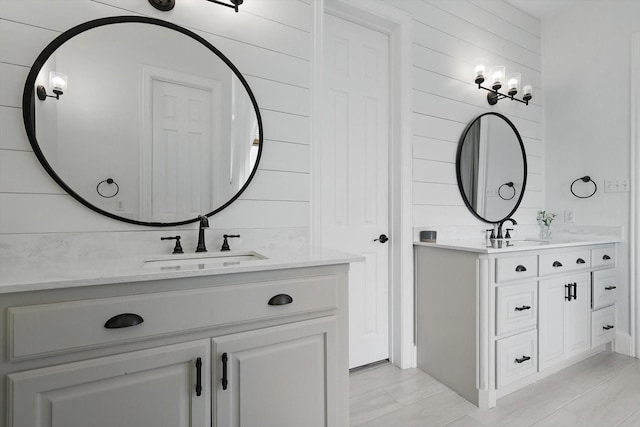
[143,251,267,271]
[506,239,550,246]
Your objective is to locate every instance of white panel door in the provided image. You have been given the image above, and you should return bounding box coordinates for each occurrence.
[322,14,390,368]
[151,80,213,222]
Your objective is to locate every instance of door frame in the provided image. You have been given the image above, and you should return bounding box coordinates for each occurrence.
[311,0,414,368]
[630,32,640,358]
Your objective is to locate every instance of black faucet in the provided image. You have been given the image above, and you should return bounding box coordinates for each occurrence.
[195,215,209,252]
[221,234,240,251]
[497,218,517,239]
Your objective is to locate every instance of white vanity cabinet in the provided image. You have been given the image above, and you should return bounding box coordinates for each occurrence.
[415,241,618,409]
[0,264,350,427]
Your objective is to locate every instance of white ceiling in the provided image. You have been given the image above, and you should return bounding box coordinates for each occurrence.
[504,0,581,19]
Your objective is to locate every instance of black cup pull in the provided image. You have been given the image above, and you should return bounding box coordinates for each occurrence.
[221,352,228,391]
[195,357,202,397]
[515,355,531,364]
[553,261,563,267]
[603,254,612,260]
[268,294,293,306]
[515,265,527,272]
[605,286,617,291]
[576,258,586,264]
[603,325,614,330]
[104,313,144,329]
[515,305,531,311]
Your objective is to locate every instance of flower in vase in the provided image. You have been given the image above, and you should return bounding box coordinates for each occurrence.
[537,210,556,226]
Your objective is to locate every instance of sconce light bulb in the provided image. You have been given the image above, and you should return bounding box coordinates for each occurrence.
[522,84,533,101]
[49,72,68,96]
[490,66,505,90]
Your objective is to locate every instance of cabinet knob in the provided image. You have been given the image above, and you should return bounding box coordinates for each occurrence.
[104,313,144,329]
[515,265,527,272]
[576,258,586,264]
[552,261,563,267]
[268,294,293,306]
[514,305,531,311]
[603,325,615,330]
[514,355,531,364]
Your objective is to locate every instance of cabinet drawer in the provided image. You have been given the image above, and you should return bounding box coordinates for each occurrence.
[539,249,591,277]
[9,276,337,359]
[496,282,537,336]
[592,245,616,269]
[496,329,537,389]
[591,305,616,348]
[495,255,537,283]
[592,270,617,309]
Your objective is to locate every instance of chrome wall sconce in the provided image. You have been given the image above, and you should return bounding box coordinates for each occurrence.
[474,64,532,106]
[37,71,67,101]
[207,0,243,12]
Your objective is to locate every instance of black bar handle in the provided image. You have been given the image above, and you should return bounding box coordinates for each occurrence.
[603,254,612,260]
[268,294,293,306]
[605,286,617,290]
[104,313,144,329]
[576,258,586,264]
[553,261,563,267]
[221,352,228,390]
[572,282,577,300]
[603,325,614,330]
[515,355,531,364]
[195,357,202,396]
[515,305,531,311]
[565,284,572,301]
[515,265,527,272]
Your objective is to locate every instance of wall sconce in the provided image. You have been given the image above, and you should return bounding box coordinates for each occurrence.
[474,64,532,106]
[37,72,67,101]
[207,0,243,12]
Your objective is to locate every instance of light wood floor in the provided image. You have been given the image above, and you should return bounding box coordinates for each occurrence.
[349,351,640,426]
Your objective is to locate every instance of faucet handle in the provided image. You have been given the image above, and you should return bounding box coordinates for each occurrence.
[485,228,496,240]
[221,234,240,252]
[505,228,513,239]
[161,235,184,254]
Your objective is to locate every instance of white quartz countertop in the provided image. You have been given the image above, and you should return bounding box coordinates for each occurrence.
[0,246,364,294]
[414,236,621,254]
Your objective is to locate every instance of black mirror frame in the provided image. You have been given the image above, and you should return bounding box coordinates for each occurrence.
[22,15,263,227]
[455,112,527,224]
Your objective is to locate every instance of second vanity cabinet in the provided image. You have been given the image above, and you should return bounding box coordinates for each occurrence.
[0,264,350,427]
[415,241,618,409]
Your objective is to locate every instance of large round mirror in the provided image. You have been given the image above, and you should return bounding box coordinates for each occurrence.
[23,16,262,226]
[456,112,527,223]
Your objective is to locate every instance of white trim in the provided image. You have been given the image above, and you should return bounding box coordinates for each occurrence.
[630,33,640,358]
[311,0,415,368]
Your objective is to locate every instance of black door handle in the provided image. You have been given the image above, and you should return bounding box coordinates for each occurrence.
[374,234,389,243]
[221,352,228,391]
[268,294,293,306]
[572,282,577,300]
[104,313,144,329]
[565,284,572,301]
[195,357,202,396]
[553,261,563,267]
[515,265,527,272]
[514,355,531,364]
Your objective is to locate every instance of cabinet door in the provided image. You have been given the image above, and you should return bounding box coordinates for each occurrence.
[566,277,591,357]
[213,317,337,427]
[8,340,210,427]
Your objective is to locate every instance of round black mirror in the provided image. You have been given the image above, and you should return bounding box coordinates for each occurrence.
[23,16,263,226]
[456,112,527,223]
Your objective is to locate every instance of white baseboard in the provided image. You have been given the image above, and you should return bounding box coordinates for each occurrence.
[614,331,635,357]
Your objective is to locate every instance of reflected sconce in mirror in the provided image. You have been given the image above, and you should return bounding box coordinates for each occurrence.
[474,64,532,105]
[570,176,597,199]
[207,0,243,12]
[37,72,67,101]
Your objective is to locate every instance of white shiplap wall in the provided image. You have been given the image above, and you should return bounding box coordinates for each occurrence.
[384,0,543,228]
[0,0,311,249]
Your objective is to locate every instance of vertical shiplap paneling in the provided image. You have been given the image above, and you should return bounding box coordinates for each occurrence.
[384,0,542,227]
[0,0,312,236]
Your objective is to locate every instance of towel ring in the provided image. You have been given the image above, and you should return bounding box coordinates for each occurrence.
[498,182,516,200]
[570,176,597,199]
[97,178,119,198]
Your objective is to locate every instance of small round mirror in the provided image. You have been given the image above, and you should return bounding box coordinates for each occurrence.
[456,112,527,223]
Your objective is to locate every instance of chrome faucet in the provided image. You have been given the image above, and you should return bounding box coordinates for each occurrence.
[497,218,517,239]
[195,215,209,252]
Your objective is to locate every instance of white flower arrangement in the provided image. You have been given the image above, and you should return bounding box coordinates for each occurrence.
[537,210,556,226]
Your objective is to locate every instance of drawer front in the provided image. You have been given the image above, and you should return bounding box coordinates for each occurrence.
[495,255,537,283]
[9,275,337,359]
[592,245,616,269]
[496,329,537,389]
[592,270,617,309]
[591,305,616,348]
[539,249,591,277]
[496,282,537,336]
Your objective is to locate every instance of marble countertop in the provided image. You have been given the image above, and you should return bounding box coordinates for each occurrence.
[413,236,621,254]
[0,246,363,294]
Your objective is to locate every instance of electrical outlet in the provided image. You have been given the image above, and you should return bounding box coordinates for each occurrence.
[564,210,575,223]
[116,200,125,211]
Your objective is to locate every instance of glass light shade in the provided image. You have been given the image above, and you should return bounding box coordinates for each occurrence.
[490,66,505,90]
[507,72,520,96]
[522,84,533,101]
[474,64,486,82]
[49,72,67,94]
